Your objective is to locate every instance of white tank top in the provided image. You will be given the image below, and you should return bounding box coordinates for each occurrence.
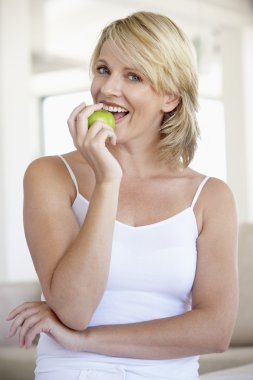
[37,155,209,377]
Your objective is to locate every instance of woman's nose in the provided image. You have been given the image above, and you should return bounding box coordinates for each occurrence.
[100,74,122,97]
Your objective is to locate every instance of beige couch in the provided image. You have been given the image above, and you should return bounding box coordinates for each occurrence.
[0,281,41,380]
[200,363,253,379]
[0,223,252,380]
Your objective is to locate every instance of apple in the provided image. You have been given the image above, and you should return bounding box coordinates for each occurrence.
[88,110,115,129]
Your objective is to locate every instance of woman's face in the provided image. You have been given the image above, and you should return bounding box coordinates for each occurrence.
[91,41,171,144]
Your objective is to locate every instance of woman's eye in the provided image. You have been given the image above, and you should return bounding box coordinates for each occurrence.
[128,73,141,82]
[96,66,109,75]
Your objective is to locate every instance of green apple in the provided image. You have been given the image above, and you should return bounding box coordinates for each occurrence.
[88,110,115,129]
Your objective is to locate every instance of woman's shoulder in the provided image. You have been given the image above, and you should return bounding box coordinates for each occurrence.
[186,168,236,211]
[25,151,87,178]
[203,176,235,205]
[191,172,237,221]
[24,151,85,201]
[188,168,233,198]
[25,154,62,172]
[24,154,68,183]
[187,170,237,234]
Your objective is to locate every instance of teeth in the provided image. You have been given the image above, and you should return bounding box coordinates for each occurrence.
[103,104,128,113]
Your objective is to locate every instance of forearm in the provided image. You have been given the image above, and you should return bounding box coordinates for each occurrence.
[83,309,231,359]
[46,180,121,329]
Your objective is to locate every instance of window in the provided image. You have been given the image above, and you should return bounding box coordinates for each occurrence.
[42,91,92,155]
[191,98,226,180]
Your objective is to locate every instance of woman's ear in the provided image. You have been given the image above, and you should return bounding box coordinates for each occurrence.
[162,94,180,112]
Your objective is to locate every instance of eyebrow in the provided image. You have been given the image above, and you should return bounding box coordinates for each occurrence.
[96,59,108,64]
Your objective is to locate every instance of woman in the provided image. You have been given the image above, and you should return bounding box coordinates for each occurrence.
[7,11,238,380]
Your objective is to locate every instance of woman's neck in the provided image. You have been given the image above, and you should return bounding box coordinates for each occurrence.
[108,143,181,179]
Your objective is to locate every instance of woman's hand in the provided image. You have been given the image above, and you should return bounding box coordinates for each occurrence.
[67,102,122,183]
[6,301,86,351]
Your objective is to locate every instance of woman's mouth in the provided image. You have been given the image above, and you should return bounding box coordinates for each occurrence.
[102,104,129,124]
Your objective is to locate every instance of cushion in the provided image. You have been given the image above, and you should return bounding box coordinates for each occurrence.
[200,363,253,379]
[0,281,41,346]
[199,346,253,374]
[230,223,253,345]
[0,346,36,380]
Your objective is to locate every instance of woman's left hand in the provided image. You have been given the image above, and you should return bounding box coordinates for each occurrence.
[6,301,86,351]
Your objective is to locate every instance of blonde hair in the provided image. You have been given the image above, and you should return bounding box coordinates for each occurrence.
[90,11,199,167]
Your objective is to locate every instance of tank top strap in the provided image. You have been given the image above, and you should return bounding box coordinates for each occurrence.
[191,176,210,208]
[58,155,79,194]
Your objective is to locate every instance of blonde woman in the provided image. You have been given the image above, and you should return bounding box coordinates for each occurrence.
[7,11,238,380]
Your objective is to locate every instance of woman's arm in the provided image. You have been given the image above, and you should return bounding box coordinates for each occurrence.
[24,103,122,330]
[12,178,238,358]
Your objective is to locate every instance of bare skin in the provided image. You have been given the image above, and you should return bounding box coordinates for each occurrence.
[6,41,238,359]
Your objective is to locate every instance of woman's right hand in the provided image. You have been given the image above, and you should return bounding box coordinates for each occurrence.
[67,102,122,183]
[6,301,85,351]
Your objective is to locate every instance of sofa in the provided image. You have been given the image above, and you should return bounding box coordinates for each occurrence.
[0,223,252,380]
[0,281,41,380]
[200,363,253,379]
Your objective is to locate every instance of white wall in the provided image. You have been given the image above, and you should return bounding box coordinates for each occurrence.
[0,0,253,282]
[243,27,253,222]
[221,25,253,222]
[0,0,41,281]
[221,28,249,221]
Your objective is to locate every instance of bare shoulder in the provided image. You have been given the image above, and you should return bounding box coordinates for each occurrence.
[25,155,63,176]
[186,168,236,209]
[24,154,77,202]
[202,177,236,213]
[187,168,235,205]
[197,176,238,236]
